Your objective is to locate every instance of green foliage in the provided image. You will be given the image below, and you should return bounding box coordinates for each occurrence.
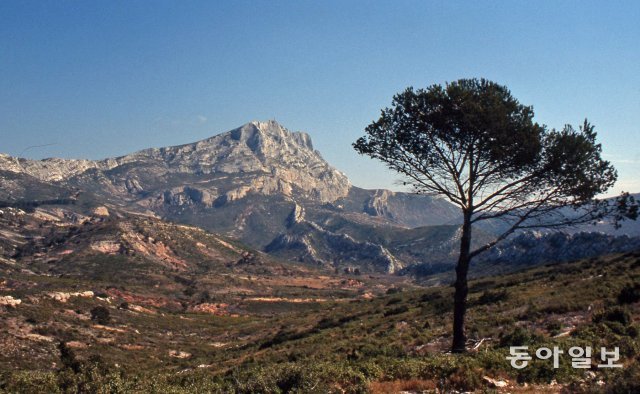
[617,283,640,305]
[383,305,409,317]
[58,342,81,374]
[606,362,640,393]
[90,306,111,325]
[593,306,632,326]
[223,362,369,394]
[476,288,509,305]
[353,78,619,208]
[499,326,542,348]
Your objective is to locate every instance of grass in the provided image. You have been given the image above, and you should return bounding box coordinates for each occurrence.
[1,225,640,392]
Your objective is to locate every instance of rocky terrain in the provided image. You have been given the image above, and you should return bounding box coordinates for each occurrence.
[407,230,640,282]
[1,121,640,393]
[0,121,463,273]
[478,231,640,268]
[1,120,638,277]
[0,204,379,297]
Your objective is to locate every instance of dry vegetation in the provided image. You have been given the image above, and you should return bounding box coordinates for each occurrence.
[1,207,639,392]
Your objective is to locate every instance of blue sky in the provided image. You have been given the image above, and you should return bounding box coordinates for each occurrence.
[1,1,639,195]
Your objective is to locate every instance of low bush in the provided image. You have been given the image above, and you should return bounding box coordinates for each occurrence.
[617,283,640,305]
[476,289,509,305]
[90,306,110,325]
[383,306,409,317]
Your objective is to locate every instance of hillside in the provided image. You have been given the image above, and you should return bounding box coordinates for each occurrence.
[1,234,639,392]
[0,121,464,274]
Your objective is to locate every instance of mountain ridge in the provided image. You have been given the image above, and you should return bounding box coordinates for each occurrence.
[0,120,352,203]
[3,120,636,276]
[0,121,463,273]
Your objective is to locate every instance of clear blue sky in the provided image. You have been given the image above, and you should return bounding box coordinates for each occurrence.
[2,1,639,195]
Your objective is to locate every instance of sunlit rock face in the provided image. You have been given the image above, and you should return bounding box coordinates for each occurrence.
[1,121,351,204]
[0,120,466,274]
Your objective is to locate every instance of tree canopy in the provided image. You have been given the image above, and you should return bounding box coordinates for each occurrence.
[354,78,637,352]
[354,79,632,243]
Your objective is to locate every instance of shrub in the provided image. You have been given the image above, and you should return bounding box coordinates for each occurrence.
[476,289,509,305]
[419,293,433,302]
[593,307,631,326]
[499,326,541,347]
[606,362,640,394]
[383,306,409,317]
[58,342,81,373]
[386,297,402,306]
[617,283,640,305]
[545,320,563,336]
[226,362,368,393]
[90,306,110,325]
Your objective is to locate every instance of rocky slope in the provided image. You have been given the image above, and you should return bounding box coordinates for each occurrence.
[0,204,331,294]
[1,121,464,273]
[3,120,635,275]
[475,230,640,269]
[407,229,640,283]
[1,121,351,203]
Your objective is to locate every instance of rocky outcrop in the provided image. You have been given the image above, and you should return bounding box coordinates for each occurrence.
[265,234,324,265]
[287,203,305,227]
[478,231,640,267]
[125,178,144,194]
[0,295,21,307]
[90,241,122,254]
[47,291,94,303]
[364,189,394,217]
[0,121,351,204]
[92,206,110,217]
[266,222,403,273]
[163,186,216,207]
[168,350,192,359]
[0,154,109,182]
[189,303,230,316]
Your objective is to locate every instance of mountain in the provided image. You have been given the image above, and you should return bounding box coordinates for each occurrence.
[1,121,351,203]
[476,230,640,270]
[2,120,637,275]
[407,230,640,283]
[3,123,640,393]
[0,121,462,273]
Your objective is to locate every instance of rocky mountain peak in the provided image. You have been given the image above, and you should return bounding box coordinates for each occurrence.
[175,120,351,202]
[249,120,314,150]
[224,120,314,157]
[0,120,351,203]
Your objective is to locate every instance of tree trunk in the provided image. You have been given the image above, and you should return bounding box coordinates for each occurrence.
[452,211,472,353]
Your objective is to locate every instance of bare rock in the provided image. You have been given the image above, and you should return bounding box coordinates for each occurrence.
[483,376,508,388]
[169,350,192,359]
[92,206,110,217]
[0,295,21,307]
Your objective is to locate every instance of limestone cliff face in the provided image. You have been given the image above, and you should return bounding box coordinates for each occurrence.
[0,121,351,203]
[0,154,108,182]
[0,120,467,274]
[364,189,394,217]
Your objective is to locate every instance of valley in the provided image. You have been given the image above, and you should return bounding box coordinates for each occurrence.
[1,121,639,393]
